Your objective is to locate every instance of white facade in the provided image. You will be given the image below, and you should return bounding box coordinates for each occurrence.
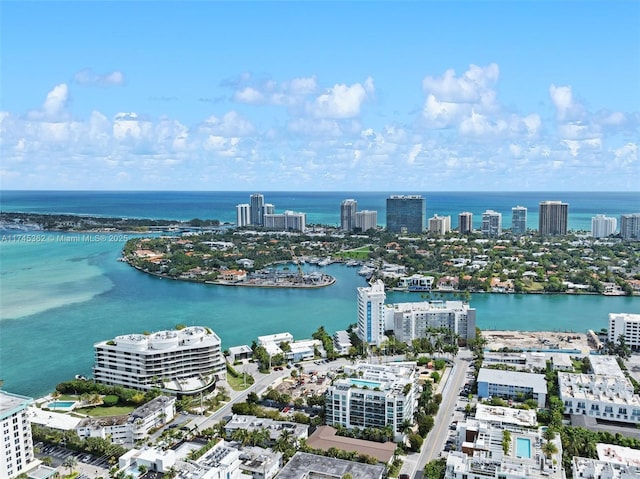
[263,211,306,232]
[333,330,352,356]
[592,214,617,238]
[477,369,547,407]
[428,214,451,235]
[482,210,502,237]
[573,443,640,479]
[608,313,640,350]
[324,362,416,441]
[0,391,35,479]
[94,326,225,395]
[224,415,308,445]
[340,199,357,232]
[558,372,640,424]
[388,300,476,343]
[355,210,377,232]
[357,280,387,346]
[76,396,175,446]
[236,203,250,227]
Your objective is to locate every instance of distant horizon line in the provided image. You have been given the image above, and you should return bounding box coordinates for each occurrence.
[2,189,638,194]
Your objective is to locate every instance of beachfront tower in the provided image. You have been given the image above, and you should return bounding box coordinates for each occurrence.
[511,206,527,235]
[357,279,387,347]
[620,213,640,241]
[591,214,617,238]
[250,193,265,226]
[386,195,425,233]
[458,212,473,234]
[539,201,568,236]
[236,203,250,227]
[340,199,358,232]
[428,214,451,235]
[481,210,502,237]
[0,391,35,479]
[355,210,377,232]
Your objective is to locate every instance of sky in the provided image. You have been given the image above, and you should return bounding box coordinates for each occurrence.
[1,1,639,191]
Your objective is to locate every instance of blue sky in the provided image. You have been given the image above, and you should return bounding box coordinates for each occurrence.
[1,1,638,191]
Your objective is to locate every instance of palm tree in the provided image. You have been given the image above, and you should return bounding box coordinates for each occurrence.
[542,440,558,459]
[62,456,78,475]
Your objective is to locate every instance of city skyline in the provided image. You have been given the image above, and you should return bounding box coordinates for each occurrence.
[1,2,639,191]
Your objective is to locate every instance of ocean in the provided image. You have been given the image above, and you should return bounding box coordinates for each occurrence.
[0,190,639,398]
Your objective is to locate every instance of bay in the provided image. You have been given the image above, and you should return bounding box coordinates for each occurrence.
[0,191,639,398]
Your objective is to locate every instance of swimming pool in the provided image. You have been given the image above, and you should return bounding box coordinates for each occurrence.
[349,379,382,389]
[516,437,531,459]
[46,401,76,410]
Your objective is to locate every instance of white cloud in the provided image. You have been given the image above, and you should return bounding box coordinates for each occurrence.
[74,69,125,86]
[28,83,69,120]
[309,80,372,119]
[549,84,585,121]
[422,63,499,104]
[233,87,265,104]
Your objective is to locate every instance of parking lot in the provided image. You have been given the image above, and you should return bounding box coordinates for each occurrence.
[35,442,112,478]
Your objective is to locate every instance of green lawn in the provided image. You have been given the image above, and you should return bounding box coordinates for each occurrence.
[335,246,371,260]
[226,373,254,391]
[75,405,135,417]
[523,281,545,292]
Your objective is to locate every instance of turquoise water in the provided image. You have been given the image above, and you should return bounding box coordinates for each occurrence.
[349,379,383,389]
[0,191,639,399]
[47,401,75,408]
[516,437,532,459]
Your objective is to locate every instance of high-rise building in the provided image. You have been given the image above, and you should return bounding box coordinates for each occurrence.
[250,193,265,226]
[620,213,640,241]
[591,214,617,238]
[357,279,387,346]
[262,203,275,219]
[386,195,425,233]
[355,210,377,232]
[340,199,358,232]
[539,201,568,236]
[93,326,226,395]
[428,214,451,235]
[458,212,473,234]
[0,391,35,479]
[511,206,527,235]
[481,210,502,237]
[608,313,640,350]
[236,203,250,227]
[263,211,306,232]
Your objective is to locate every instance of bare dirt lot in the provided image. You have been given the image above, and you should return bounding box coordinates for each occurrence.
[483,330,592,353]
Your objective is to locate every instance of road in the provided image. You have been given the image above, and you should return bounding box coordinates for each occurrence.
[407,350,473,478]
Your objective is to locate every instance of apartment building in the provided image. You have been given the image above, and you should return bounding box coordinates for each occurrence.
[94,326,225,395]
[608,313,640,350]
[477,369,547,407]
[0,391,35,479]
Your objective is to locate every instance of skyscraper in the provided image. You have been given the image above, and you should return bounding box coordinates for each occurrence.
[386,195,425,233]
[458,212,473,234]
[591,214,617,238]
[355,210,377,232]
[428,214,451,235]
[0,391,35,479]
[236,203,250,227]
[250,193,265,226]
[481,210,502,237]
[539,201,568,236]
[357,279,387,346]
[511,206,527,235]
[340,199,358,232]
[620,213,640,241]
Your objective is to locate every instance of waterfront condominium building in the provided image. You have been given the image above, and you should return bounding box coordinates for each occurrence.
[340,199,357,232]
[458,212,473,234]
[481,210,502,237]
[236,203,250,227]
[324,362,417,441]
[428,214,451,235]
[263,211,306,232]
[591,214,617,238]
[262,203,275,219]
[250,193,265,226]
[93,326,226,395]
[620,213,640,241]
[539,200,568,236]
[388,300,476,344]
[608,313,640,350]
[511,205,527,235]
[355,210,377,232]
[0,391,35,479]
[357,279,387,346]
[386,195,425,233]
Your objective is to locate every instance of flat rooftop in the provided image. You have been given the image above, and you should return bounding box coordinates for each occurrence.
[276,452,385,479]
[0,390,33,420]
[306,426,396,464]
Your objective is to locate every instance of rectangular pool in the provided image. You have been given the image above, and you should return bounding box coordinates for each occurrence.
[516,437,531,459]
[349,379,382,389]
[47,401,76,409]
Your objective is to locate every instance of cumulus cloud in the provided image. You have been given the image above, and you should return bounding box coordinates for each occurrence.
[74,69,125,86]
[232,75,318,107]
[549,84,585,121]
[423,63,499,103]
[28,83,70,120]
[309,79,374,119]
